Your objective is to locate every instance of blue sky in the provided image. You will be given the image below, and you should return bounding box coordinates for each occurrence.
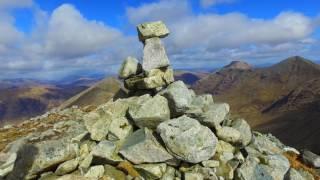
[0,0,319,80]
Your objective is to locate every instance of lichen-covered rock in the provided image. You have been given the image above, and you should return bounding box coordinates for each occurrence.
[137,21,170,42]
[107,117,133,142]
[184,172,204,180]
[119,128,173,164]
[84,165,105,179]
[129,94,170,129]
[0,152,17,178]
[157,115,217,163]
[161,81,193,116]
[103,164,126,180]
[231,119,252,146]
[55,158,79,175]
[83,109,112,141]
[216,126,241,144]
[143,37,170,71]
[198,103,230,129]
[286,168,305,180]
[91,140,123,165]
[161,166,177,180]
[235,156,273,180]
[119,56,142,79]
[135,163,167,180]
[259,154,290,180]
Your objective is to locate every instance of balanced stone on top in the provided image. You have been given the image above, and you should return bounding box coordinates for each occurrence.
[119,56,142,79]
[143,37,170,72]
[137,21,170,42]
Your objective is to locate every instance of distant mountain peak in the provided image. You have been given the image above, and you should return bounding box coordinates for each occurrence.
[223,60,252,70]
[271,56,320,71]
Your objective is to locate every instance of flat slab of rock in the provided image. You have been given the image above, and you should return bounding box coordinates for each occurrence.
[134,163,167,180]
[91,140,123,165]
[119,128,173,164]
[143,37,170,71]
[157,115,217,163]
[119,56,142,79]
[216,126,241,144]
[55,158,79,175]
[129,94,170,129]
[137,21,169,42]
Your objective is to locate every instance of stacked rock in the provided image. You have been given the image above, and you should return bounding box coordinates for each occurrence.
[119,21,174,92]
[1,21,317,180]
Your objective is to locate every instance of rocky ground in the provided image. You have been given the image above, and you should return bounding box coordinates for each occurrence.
[0,21,319,180]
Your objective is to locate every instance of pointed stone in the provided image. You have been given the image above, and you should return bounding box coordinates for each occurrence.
[143,37,170,71]
[137,21,170,42]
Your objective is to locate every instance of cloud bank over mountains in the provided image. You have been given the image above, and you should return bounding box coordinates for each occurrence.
[0,0,319,80]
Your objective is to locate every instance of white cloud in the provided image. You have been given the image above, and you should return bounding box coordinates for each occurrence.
[126,1,318,68]
[0,0,33,9]
[44,4,124,58]
[200,0,235,8]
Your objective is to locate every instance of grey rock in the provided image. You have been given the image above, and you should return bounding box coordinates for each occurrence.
[8,140,78,179]
[302,150,320,168]
[55,158,79,175]
[184,172,204,180]
[286,168,305,180]
[161,166,177,180]
[119,56,142,79]
[119,128,173,164]
[91,140,123,165]
[235,156,273,180]
[231,119,252,146]
[103,164,126,179]
[85,165,105,178]
[79,154,93,174]
[216,140,236,154]
[201,160,220,168]
[297,169,315,180]
[108,117,133,142]
[135,163,167,180]
[161,81,193,116]
[0,152,17,177]
[216,127,241,144]
[249,132,283,155]
[259,154,290,180]
[198,103,230,129]
[137,21,170,42]
[83,109,112,141]
[157,115,217,163]
[143,37,170,71]
[129,94,170,129]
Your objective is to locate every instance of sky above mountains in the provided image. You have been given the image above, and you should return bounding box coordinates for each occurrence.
[0,0,320,80]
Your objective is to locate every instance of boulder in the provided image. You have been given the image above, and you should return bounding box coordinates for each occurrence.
[259,154,290,180]
[83,109,112,141]
[103,164,126,180]
[216,126,241,144]
[184,172,204,180]
[160,166,176,180]
[84,165,105,179]
[143,37,170,71]
[198,103,230,129]
[55,158,79,175]
[107,117,133,142]
[119,56,142,79]
[286,168,305,180]
[119,128,173,164]
[0,152,17,178]
[302,150,320,168]
[91,140,123,165]
[157,115,217,163]
[231,119,252,146]
[235,156,273,180]
[137,21,170,42]
[135,163,167,180]
[161,81,194,116]
[129,94,170,129]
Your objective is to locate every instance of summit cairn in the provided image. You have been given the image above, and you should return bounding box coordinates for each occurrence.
[0,21,317,180]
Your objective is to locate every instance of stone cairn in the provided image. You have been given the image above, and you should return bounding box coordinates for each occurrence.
[0,21,317,180]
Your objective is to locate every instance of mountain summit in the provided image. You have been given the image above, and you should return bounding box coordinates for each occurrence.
[223,61,252,70]
[0,21,318,180]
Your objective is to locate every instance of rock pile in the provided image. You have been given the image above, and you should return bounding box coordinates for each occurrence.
[0,21,318,180]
